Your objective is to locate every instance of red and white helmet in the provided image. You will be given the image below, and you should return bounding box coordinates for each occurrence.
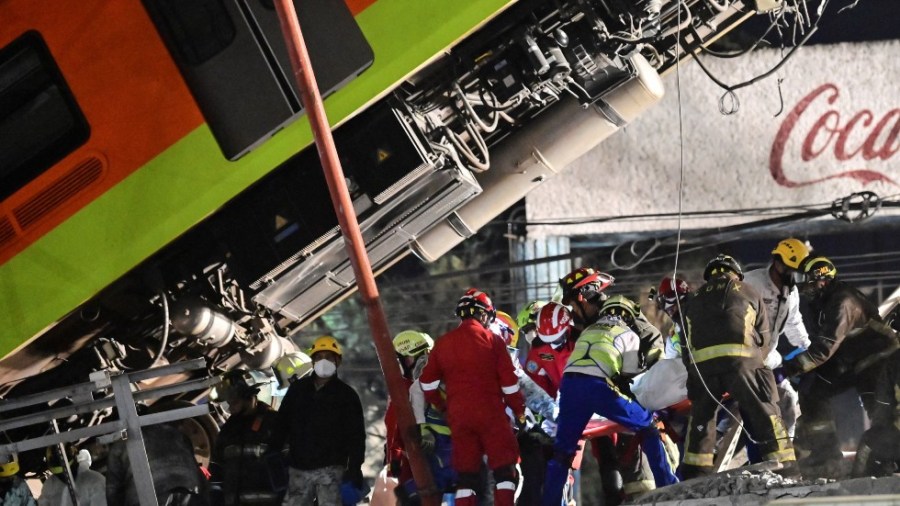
[456,288,496,322]
[536,302,573,344]
[656,277,691,316]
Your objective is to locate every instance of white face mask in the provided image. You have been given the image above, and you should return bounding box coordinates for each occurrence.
[314,359,337,378]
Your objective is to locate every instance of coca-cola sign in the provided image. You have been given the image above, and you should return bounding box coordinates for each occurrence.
[770,83,899,188]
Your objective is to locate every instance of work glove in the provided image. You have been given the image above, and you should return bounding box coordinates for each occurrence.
[515,414,528,433]
[612,375,634,397]
[419,426,436,455]
[781,359,803,378]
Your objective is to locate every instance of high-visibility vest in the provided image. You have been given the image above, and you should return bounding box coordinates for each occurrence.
[564,322,632,378]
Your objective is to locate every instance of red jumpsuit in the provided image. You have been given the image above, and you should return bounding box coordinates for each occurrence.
[420,318,525,506]
[524,340,575,398]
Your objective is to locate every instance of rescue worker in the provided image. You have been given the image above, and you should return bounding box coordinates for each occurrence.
[681,254,797,479]
[650,277,693,465]
[492,310,557,506]
[550,268,626,506]
[210,369,283,506]
[542,269,678,506]
[598,295,672,499]
[389,330,456,504]
[272,336,366,506]
[652,277,692,359]
[782,256,899,473]
[525,302,576,399]
[743,238,812,438]
[851,348,899,477]
[0,452,36,506]
[420,289,526,506]
[600,295,664,379]
[494,310,557,427]
[523,301,576,505]
[40,446,106,506]
[106,421,209,506]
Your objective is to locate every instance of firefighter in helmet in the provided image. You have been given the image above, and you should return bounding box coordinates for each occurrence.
[211,369,283,506]
[681,254,797,479]
[784,256,899,474]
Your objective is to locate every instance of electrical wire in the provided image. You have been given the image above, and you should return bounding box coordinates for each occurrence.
[671,0,764,448]
[150,292,170,368]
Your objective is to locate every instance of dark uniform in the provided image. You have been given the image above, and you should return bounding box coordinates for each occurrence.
[271,373,366,504]
[682,272,796,477]
[106,423,208,506]
[212,403,282,506]
[852,349,900,477]
[784,280,899,465]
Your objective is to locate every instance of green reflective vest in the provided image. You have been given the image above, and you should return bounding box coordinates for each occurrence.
[565,321,631,378]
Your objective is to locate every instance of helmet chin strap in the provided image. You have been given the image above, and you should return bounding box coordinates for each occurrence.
[550,336,567,350]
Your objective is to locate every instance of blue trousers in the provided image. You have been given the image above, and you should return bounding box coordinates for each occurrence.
[541,374,678,506]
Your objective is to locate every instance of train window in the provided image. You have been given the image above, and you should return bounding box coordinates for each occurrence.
[0,31,90,201]
[144,0,236,66]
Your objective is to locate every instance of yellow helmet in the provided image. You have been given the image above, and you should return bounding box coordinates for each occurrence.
[393,331,433,357]
[802,256,837,280]
[308,336,343,357]
[0,452,19,478]
[274,352,314,387]
[494,311,519,348]
[772,238,810,270]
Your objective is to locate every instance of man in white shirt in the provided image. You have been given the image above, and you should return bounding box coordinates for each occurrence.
[743,238,812,438]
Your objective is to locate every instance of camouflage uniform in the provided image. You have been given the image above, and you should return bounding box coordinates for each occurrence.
[0,476,36,506]
[282,465,343,506]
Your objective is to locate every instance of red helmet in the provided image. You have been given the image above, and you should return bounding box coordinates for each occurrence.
[656,277,691,316]
[559,267,615,305]
[536,302,573,344]
[456,288,497,322]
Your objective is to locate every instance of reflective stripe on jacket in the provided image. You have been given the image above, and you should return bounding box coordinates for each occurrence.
[684,277,771,373]
[564,318,639,379]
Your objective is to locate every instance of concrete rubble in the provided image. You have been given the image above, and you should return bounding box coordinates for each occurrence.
[629,466,900,505]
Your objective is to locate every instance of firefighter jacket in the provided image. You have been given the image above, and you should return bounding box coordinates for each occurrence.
[563,316,642,380]
[272,374,366,476]
[213,402,282,505]
[524,338,575,398]
[419,318,526,426]
[683,276,771,375]
[106,423,207,506]
[744,267,811,368]
[784,280,896,378]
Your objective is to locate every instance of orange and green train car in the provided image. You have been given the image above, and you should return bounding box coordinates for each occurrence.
[0,0,525,359]
[0,0,761,373]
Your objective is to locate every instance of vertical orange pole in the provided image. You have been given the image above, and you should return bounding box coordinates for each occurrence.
[272,1,439,504]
